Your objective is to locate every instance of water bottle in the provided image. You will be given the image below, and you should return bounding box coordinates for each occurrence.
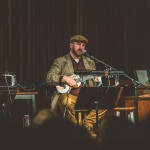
[23,115,31,128]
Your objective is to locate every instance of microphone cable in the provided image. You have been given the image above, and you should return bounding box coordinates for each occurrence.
[4,75,13,122]
[17,83,35,91]
[4,76,13,104]
[63,89,71,119]
[99,76,111,107]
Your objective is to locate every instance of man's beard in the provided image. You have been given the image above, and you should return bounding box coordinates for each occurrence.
[72,48,82,57]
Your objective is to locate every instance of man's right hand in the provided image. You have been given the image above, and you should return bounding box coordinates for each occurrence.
[61,75,77,87]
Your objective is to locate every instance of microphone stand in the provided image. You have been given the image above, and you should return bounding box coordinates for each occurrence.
[40,82,49,107]
[84,52,145,125]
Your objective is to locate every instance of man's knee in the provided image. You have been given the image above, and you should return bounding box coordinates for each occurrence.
[57,94,68,107]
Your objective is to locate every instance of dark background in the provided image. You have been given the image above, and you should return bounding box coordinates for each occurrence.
[0,0,150,114]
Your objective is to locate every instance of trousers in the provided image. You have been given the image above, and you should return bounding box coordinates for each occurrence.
[57,93,107,130]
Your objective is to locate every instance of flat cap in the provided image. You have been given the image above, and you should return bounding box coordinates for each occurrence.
[69,35,88,44]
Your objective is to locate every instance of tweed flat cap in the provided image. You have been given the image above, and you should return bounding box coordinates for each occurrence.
[69,35,88,44]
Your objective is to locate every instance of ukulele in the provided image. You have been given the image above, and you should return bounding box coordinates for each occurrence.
[56,74,94,93]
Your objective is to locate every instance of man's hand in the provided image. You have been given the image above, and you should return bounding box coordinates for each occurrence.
[61,75,78,87]
[93,76,102,83]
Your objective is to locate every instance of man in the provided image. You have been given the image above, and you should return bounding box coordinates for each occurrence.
[46,35,107,138]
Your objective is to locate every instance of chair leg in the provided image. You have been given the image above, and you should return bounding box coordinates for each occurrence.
[77,112,82,126]
[128,111,135,124]
[115,111,120,117]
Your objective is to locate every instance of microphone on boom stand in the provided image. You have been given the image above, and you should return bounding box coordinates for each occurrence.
[81,49,92,58]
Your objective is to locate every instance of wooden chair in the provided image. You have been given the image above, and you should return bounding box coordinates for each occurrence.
[114,107,136,124]
[113,85,136,124]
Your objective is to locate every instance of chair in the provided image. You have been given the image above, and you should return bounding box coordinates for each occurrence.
[75,109,89,126]
[113,86,136,124]
[114,107,136,124]
[112,70,150,124]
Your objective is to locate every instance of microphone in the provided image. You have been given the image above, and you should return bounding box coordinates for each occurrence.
[82,49,91,58]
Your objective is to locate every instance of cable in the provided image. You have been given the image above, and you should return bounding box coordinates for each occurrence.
[4,76,13,104]
[17,83,35,91]
[4,76,13,123]
[63,89,71,119]
[100,76,111,105]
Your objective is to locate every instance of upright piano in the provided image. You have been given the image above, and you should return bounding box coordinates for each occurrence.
[119,80,150,124]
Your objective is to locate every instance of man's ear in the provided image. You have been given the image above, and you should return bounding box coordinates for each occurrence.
[70,43,73,48]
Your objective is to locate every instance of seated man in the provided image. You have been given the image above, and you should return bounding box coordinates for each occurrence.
[46,35,107,139]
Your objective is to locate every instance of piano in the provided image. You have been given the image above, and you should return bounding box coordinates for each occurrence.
[118,79,150,124]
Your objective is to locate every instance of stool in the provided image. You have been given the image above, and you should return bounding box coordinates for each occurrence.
[114,107,136,124]
[75,109,108,127]
[75,110,89,126]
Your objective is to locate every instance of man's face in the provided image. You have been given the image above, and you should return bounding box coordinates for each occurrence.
[70,42,86,57]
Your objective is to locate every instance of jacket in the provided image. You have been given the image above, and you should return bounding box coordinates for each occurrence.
[46,53,97,114]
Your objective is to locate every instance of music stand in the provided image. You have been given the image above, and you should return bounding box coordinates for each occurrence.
[75,86,122,142]
[75,86,121,109]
